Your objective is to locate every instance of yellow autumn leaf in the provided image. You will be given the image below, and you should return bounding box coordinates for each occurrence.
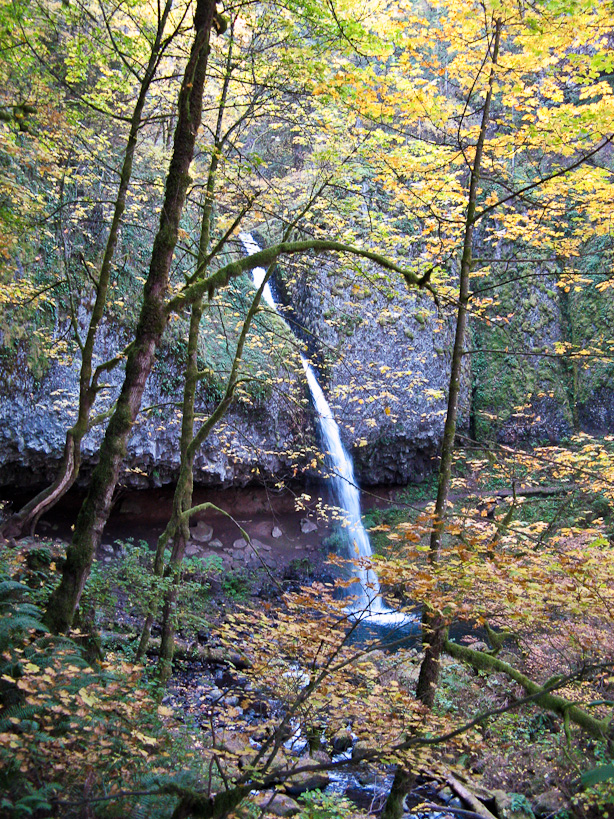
[78,687,98,707]
[133,730,158,747]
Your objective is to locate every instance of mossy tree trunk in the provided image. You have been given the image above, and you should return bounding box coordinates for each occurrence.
[44,0,218,633]
[416,19,502,708]
[138,31,234,668]
[156,292,201,681]
[381,767,415,819]
[153,28,234,678]
[444,638,609,739]
[155,273,269,679]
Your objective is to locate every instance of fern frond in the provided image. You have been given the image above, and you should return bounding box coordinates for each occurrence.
[0,580,30,596]
[0,612,48,641]
[130,793,178,819]
[0,703,39,730]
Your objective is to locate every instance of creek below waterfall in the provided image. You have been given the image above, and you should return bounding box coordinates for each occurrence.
[23,479,475,817]
[165,648,455,819]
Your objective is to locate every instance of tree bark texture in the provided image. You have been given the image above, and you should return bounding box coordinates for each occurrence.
[44,0,218,633]
[444,638,609,739]
[381,766,415,819]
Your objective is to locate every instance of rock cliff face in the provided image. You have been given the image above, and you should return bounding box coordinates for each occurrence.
[0,315,313,491]
[0,251,469,490]
[276,253,470,485]
[4,243,612,494]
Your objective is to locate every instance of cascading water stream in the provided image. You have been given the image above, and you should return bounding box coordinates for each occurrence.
[239,232,407,623]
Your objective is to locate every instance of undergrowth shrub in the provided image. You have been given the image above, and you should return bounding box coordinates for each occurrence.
[84,539,221,652]
[0,544,211,817]
[298,789,357,819]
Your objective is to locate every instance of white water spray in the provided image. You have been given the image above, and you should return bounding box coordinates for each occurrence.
[240,232,408,623]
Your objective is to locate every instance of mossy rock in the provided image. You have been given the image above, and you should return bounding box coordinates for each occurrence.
[494,790,535,819]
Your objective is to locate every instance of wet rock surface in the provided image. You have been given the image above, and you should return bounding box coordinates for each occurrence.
[532,788,566,818]
[164,657,394,810]
[254,792,301,816]
[4,250,614,493]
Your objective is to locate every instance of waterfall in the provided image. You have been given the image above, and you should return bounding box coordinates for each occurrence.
[239,232,406,622]
[300,364,382,609]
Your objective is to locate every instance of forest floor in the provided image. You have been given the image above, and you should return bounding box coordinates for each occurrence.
[2,444,613,818]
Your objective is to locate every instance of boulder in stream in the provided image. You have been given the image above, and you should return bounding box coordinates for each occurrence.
[185,542,206,557]
[252,538,271,552]
[331,728,354,754]
[284,750,331,796]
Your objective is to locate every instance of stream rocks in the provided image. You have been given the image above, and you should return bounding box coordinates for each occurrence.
[284,751,331,795]
[134,509,324,582]
[254,793,300,817]
[191,521,213,542]
[493,790,536,819]
[165,644,559,819]
[532,788,566,818]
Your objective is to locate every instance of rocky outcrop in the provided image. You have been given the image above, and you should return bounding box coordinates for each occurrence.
[0,231,473,490]
[276,253,470,484]
[0,249,471,489]
[0,311,313,490]
[5,241,612,493]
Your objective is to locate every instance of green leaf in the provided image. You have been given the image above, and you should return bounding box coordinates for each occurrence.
[581,764,614,787]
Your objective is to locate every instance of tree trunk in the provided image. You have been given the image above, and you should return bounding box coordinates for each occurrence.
[44,0,218,633]
[381,766,415,819]
[158,530,188,682]
[138,42,231,663]
[444,638,609,739]
[1,432,80,539]
[416,19,501,708]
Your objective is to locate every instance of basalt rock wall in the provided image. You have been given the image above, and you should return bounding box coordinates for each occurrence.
[0,251,469,491]
[0,311,313,491]
[5,245,612,494]
[276,253,470,485]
